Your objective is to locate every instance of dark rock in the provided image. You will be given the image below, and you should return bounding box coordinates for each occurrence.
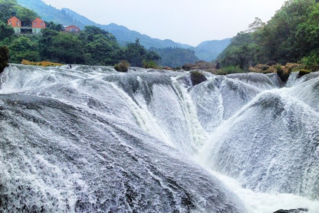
[267,61,277,66]
[297,69,311,78]
[273,208,308,213]
[190,71,207,86]
[182,63,195,71]
[216,62,220,69]
[276,65,291,83]
[0,46,9,74]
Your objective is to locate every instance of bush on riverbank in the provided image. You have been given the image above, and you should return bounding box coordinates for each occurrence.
[114,60,129,72]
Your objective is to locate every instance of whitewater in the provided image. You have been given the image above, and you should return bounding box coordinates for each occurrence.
[0,64,318,213]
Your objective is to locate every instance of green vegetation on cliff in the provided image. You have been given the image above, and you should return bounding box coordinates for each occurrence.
[218,0,319,71]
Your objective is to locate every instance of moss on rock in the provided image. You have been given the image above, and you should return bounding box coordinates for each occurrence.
[297,69,311,78]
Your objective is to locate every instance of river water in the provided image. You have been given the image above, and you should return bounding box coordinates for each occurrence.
[0,65,318,212]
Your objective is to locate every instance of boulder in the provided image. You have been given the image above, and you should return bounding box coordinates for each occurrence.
[0,46,9,74]
[276,65,291,82]
[190,71,207,86]
[273,208,308,213]
[297,69,311,78]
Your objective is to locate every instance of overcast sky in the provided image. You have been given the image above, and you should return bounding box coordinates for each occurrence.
[41,0,287,46]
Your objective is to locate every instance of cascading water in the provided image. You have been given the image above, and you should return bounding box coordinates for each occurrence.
[0,64,318,213]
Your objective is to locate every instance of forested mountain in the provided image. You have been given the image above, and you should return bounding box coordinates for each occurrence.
[16,0,230,61]
[151,47,199,68]
[17,0,193,50]
[217,0,319,71]
[195,38,231,61]
[16,0,83,28]
[62,8,193,49]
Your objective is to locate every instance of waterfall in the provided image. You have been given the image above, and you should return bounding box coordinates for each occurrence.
[0,64,318,212]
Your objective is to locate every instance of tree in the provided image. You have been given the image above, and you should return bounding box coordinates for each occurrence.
[0,21,14,41]
[38,28,59,60]
[124,39,160,67]
[248,17,265,32]
[47,33,84,64]
[8,36,40,62]
[45,21,64,31]
[217,0,319,69]
[79,26,121,65]
[16,7,38,26]
[0,2,15,21]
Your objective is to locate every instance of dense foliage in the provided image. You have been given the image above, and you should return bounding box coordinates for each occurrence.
[124,39,160,67]
[151,47,198,68]
[218,0,319,71]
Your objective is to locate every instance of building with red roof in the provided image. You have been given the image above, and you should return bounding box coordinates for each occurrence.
[32,17,46,34]
[8,16,21,34]
[65,25,80,33]
[7,17,46,34]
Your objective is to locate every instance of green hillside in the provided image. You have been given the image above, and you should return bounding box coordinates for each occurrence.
[217,0,319,71]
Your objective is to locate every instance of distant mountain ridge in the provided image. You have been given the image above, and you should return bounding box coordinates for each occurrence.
[17,0,192,49]
[195,38,231,62]
[16,0,230,61]
[61,8,193,49]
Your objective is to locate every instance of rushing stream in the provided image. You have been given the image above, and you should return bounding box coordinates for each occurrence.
[0,64,318,212]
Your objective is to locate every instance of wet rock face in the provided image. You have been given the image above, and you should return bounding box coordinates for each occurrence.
[297,69,311,78]
[273,208,308,213]
[190,71,207,86]
[0,46,9,74]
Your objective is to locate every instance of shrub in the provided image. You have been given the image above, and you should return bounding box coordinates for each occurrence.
[21,59,63,67]
[114,60,129,72]
[142,60,158,69]
[217,66,244,75]
[301,53,319,71]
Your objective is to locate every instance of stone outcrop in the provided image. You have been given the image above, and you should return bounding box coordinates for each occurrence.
[273,208,308,213]
[182,61,216,72]
[0,46,9,74]
[190,71,207,86]
[297,69,311,78]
